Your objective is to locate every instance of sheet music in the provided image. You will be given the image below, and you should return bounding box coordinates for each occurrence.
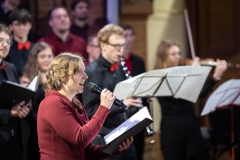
[201,79,240,116]
[114,66,212,103]
[174,66,211,102]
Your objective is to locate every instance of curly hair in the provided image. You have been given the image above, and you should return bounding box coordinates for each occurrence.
[23,42,53,83]
[46,53,83,91]
[97,24,125,47]
[155,39,180,69]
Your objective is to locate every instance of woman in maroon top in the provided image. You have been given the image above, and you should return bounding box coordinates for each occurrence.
[37,53,133,160]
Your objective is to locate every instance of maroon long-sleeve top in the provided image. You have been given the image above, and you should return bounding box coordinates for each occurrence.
[37,90,117,160]
[38,32,88,62]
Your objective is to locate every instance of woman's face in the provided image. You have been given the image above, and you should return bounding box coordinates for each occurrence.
[37,47,54,72]
[166,45,181,67]
[66,61,88,95]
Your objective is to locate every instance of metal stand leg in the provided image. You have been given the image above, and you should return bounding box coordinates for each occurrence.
[148,98,156,160]
[150,140,155,160]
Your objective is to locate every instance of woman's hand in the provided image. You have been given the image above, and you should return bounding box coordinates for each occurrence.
[100,89,116,109]
[213,59,227,80]
[118,136,134,152]
[191,57,201,66]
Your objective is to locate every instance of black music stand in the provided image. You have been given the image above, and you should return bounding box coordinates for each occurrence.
[114,65,212,103]
[201,79,240,160]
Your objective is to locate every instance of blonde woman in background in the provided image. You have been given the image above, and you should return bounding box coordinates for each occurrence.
[155,39,227,160]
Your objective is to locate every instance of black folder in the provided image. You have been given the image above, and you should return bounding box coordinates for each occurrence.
[0,81,35,108]
[100,107,153,154]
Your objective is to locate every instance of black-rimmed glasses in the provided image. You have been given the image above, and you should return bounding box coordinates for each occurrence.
[105,42,127,50]
[0,38,12,46]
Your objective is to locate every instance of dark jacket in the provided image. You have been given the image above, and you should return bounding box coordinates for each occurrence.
[0,60,31,149]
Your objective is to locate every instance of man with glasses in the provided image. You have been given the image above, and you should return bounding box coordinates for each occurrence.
[81,24,141,160]
[0,23,31,160]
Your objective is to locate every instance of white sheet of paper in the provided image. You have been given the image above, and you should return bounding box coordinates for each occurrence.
[201,79,240,116]
[114,66,211,103]
[104,107,152,144]
[27,73,39,91]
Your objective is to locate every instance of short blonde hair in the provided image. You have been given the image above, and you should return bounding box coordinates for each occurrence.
[46,53,83,90]
[97,24,125,47]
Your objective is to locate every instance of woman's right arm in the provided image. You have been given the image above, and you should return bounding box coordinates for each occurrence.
[42,90,115,148]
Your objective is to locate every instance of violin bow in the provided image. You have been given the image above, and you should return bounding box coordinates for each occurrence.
[184,8,196,60]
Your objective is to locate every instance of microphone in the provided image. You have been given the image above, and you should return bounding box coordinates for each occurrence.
[87,82,127,110]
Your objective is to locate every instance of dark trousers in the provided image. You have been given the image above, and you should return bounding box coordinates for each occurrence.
[133,130,145,160]
[0,133,26,160]
[160,114,206,160]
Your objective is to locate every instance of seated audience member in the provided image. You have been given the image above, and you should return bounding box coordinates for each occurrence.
[0,0,21,25]
[5,8,33,77]
[70,0,90,42]
[0,23,31,160]
[38,6,88,63]
[37,52,134,160]
[87,34,100,63]
[20,42,54,160]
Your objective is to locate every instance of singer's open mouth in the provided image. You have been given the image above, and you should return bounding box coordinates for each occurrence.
[79,83,84,86]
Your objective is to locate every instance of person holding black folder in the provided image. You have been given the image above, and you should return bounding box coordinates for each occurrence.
[154,39,227,160]
[37,53,133,160]
[0,23,31,160]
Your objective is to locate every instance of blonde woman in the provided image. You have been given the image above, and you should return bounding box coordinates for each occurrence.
[37,53,133,160]
[155,39,227,160]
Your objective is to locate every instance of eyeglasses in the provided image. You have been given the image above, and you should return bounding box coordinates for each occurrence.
[106,42,127,50]
[0,38,12,46]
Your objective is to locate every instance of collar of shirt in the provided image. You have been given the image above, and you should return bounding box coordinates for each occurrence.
[97,54,113,70]
[0,64,8,70]
[51,32,72,43]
